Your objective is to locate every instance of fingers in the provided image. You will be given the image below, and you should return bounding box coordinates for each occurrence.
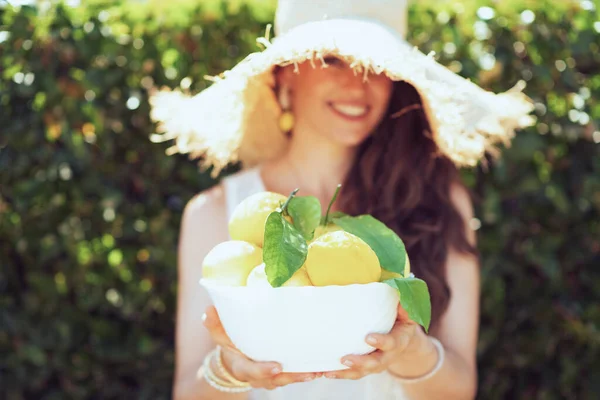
[327,316,420,381]
[366,319,417,355]
[228,354,282,382]
[269,372,321,387]
[324,369,364,380]
[203,307,322,389]
[251,373,318,391]
[366,333,396,352]
[228,354,321,389]
[389,322,418,352]
[332,351,385,380]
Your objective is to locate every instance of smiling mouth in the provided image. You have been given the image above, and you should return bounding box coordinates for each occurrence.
[328,102,370,119]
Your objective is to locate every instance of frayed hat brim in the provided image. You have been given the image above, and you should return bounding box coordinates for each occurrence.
[150,18,535,177]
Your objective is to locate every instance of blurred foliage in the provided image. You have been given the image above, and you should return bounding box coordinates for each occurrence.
[1,0,599,399]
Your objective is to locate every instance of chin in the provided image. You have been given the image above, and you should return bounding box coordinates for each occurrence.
[331,130,371,147]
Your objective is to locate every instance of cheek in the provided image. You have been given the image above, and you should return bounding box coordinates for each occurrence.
[291,73,332,115]
[292,84,326,120]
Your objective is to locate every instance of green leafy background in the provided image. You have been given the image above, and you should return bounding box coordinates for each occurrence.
[1,0,599,398]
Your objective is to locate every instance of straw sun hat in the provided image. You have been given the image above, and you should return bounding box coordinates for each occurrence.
[149,0,535,177]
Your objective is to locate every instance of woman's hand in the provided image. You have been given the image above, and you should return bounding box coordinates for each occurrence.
[203,305,322,390]
[324,304,437,380]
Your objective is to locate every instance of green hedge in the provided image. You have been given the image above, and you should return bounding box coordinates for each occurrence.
[1,1,599,399]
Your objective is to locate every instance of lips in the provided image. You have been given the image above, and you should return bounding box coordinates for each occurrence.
[328,102,370,119]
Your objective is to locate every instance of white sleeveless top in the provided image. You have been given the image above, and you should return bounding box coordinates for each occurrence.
[222,167,410,400]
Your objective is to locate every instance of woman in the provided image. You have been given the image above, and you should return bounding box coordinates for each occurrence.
[149,1,534,399]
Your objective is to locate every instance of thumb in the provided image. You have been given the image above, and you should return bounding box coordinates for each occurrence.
[390,321,418,353]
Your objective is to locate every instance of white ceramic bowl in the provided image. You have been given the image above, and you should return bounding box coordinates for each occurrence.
[200,278,399,372]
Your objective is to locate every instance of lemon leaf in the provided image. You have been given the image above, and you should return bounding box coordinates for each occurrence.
[384,277,431,332]
[332,215,406,275]
[263,211,308,287]
[321,211,349,224]
[288,196,322,241]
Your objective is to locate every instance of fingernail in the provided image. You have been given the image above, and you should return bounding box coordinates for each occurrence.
[271,367,282,374]
[326,373,336,379]
[303,376,315,382]
[367,336,378,345]
[343,360,354,367]
[201,313,207,322]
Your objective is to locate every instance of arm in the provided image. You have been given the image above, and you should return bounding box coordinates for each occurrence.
[387,183,480,399]
[173,186,249,400]
[330,183,480,399]
[173,186,320,398]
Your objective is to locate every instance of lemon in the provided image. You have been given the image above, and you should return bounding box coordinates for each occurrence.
[202,241,263,286]
[310,223,343,243]
[380,253,411,281]
[246,263,312,288]
[229,192,289,248]
[305,231,381,286]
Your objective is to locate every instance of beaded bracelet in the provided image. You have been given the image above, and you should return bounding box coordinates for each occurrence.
[393,337,445,384]
[202,348,252,393]
[215,346,251,388]
[202,350,235,387]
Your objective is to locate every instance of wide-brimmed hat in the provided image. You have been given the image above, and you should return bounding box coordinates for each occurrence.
[149,0,535,177]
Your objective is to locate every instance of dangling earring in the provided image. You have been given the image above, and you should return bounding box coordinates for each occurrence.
[278,85,295,134]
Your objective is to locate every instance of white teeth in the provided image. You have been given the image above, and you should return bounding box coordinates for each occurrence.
[331,103,368,117]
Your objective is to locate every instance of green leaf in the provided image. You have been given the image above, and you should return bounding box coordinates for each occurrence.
[263,212,308,287]
[384,277,431,332]
[288,196,322,241]
[333,215,406,275]
[323,211,349,223]
[22,345,47,366]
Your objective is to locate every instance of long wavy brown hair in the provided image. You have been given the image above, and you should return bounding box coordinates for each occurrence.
[337,81,479,331]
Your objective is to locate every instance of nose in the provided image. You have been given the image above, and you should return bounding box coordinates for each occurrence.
[338,68,368,96]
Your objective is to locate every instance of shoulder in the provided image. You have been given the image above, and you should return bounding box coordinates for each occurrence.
[449,181,474,220]
[182,184,226,223]
[449,181,476,245]
[180,184,229,251]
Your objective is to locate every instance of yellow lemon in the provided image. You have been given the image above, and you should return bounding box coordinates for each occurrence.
[380,253,411,281]
[305,231,381,286]
[310,223,343,243]
[246,263,312,288]
[229,191,289,248]
[202,241,263,286]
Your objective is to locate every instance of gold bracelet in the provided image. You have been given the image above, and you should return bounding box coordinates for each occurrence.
[215,346,251,387]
